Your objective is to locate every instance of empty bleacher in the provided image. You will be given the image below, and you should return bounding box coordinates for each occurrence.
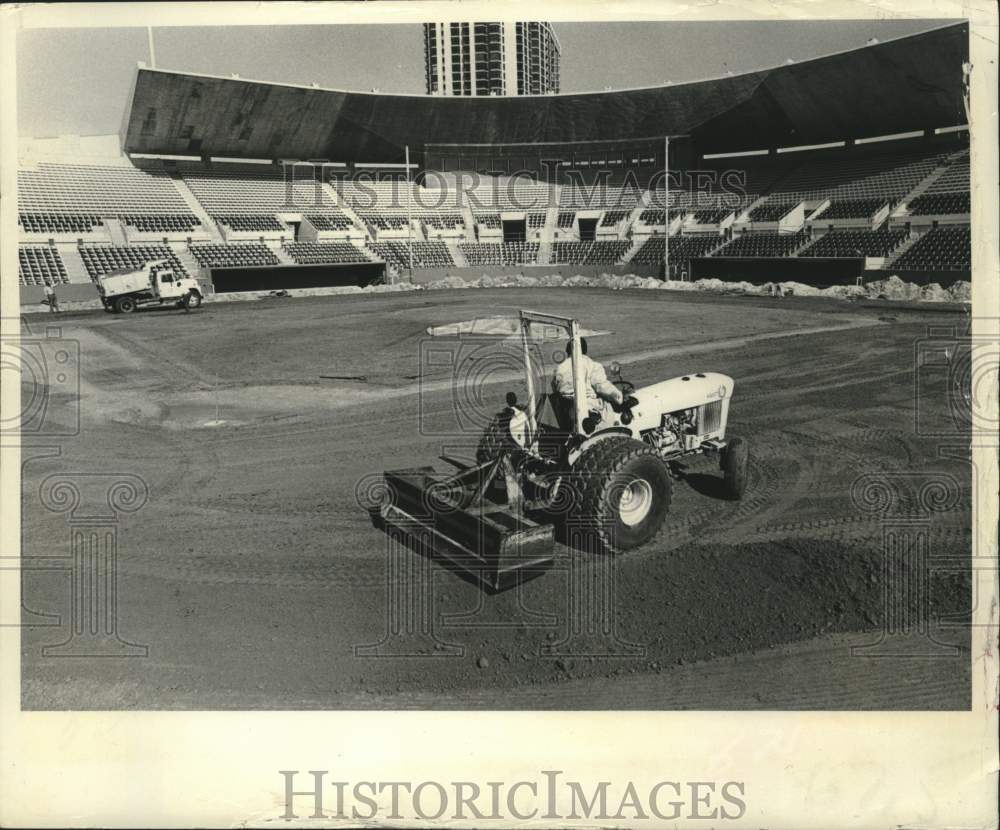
[307,214,355,231]
[891,227,971,271]
[690,208,731,224]
[78,245,188,281]
[629,235,722,266]
[907,192,970,216]
[600,210,630,227]
[460,242,539,266]
[550,241,629,265]
[762,145,946,206]
[713,231,809,258]
[215,215,287,233]
[362,214,410,231]
[423,214,465,231]
[18,247,69,286]
[748,202,795,222]
[557,211,575,229]
[798,228,908,258]
[284,242,372,265]
[123,214,201,233]
[181,167,340,214]
[811,197,890,221]
[560,185,641,210]
[465,178,555,212]
[189,243,279,268]
[19,213,104,234]
[18,163,195,225]
[368,241,454,268]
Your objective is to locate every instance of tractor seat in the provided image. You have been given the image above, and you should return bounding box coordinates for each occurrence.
[547,393,576,432]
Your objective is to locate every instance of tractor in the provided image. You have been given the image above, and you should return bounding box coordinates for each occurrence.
[377,310,749,590]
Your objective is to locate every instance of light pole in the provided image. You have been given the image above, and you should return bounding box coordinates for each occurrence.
[663,135,670,281]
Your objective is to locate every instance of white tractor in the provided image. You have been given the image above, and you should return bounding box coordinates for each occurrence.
[379,310,749,590]
[97,259,203,314]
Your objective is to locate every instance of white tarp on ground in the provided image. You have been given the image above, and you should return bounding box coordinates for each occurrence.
[426,316,612,338]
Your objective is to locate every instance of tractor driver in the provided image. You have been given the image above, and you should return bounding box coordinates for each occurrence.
[552,337,624,433]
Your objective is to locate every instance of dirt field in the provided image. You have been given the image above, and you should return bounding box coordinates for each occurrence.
[19,288,972,709]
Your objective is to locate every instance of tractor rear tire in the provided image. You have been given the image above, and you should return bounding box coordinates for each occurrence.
[115,296,136,314]
[568,437,671,554]
[721,436,749,500]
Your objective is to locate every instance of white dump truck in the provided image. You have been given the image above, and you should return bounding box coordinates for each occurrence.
[97,259,203,314]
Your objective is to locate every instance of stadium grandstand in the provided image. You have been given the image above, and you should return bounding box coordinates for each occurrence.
[17,21,970,297]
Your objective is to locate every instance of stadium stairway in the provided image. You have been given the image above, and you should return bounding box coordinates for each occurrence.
[103,218,128,247]
[175,247,204,279]
[460,203,477,237]
[884,231,920,264]
[789,233,821,256]
[58,246,94,285]
[445,240,468,266]
[620,234,646,264]
[170,173,225,241]
[892,160,955,218]
[625,199,648,236]
[330,194,370,236]
[536,207,558,264]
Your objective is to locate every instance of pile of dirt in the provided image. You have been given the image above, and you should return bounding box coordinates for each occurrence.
[420,271,971,304]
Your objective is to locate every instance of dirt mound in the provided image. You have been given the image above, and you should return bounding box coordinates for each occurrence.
[417,272,971,305]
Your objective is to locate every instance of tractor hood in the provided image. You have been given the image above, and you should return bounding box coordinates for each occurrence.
[629,372,734,429]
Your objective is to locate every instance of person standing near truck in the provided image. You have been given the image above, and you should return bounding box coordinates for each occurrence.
[44,282,60,313]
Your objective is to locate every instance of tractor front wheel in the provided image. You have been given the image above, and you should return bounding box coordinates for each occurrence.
[568,437,671,554]
[721,436,749,500]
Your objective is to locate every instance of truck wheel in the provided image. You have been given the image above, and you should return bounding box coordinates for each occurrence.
[568,437,671,554]
[184,291,202,309]
[721,437,749,500]
[115,296,136,314]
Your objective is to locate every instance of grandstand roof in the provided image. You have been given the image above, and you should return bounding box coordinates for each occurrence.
[122,21,967,162]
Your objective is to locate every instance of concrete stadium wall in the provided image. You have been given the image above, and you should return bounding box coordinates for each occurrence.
[690,257,865,286]
[210,263,385,293]
[408,264,662,284]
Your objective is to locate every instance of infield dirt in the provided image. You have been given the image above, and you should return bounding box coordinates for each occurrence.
[20,288,972,709]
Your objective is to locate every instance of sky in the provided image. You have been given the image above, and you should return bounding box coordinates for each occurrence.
[17,19,955,138]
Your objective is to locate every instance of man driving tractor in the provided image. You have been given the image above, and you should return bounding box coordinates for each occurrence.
[551,337,625,433]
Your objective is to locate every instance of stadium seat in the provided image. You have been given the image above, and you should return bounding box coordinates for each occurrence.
[189,243,280,268]
[906,192,970,216]
[550,241,629,265]
[215,215,286,233]
[797,228,908,258]
[284,242,373,264]
[368,241,454,268]
[713,231,810,257]
[19,213,104,234]
[891,227,971,270]
[810,198,890,221]
[18,246,69,286]
[459,242,539,266]
[78,245,188,281]
[630,235,721,266]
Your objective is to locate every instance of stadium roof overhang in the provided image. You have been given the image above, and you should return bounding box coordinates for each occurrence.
[121,21,968,163]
